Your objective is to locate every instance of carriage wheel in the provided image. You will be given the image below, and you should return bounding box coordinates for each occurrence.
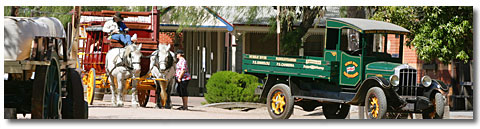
[62,68,88,119]
[86,68,96,105]
[138,90,150,107]
[31,54,62,119]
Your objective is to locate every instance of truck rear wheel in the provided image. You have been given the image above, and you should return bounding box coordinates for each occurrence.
[267,84,294,119]
[322,103,350,119]
[422,93,444,119]
[365,87,387,119]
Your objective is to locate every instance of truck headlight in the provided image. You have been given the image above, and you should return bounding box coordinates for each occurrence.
[421,76,432,87]
[390,75,399,86]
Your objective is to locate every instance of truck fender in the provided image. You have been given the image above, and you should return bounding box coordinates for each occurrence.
[348,76,392,106]
[423,80,449,99]
[259,75,289,101]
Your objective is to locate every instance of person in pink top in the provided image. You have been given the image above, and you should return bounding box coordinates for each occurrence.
[175,49,191,110]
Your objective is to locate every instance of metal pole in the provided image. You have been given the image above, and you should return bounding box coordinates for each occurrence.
[276,6,280,55]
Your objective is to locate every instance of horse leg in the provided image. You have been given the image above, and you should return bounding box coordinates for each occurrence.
[160,81,168,107]
[131,79,138,108]
[154,80,162,108]
[109,76,117,106]
[164,80,173,109]
[116,75,124,107]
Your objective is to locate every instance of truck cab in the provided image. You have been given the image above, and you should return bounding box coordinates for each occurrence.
[243,18,448,119]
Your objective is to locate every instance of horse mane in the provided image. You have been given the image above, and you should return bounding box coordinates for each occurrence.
[123,44,135,58]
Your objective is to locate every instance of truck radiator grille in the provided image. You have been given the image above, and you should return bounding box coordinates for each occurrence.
[398,69,418,96]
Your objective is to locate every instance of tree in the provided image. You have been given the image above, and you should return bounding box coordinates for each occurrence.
[4,6,133,28]
[371,6,473,64]
[272,6,325,55]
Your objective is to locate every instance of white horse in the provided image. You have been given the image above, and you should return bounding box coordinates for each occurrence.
[105,44,142,107]
[149,44,176,108]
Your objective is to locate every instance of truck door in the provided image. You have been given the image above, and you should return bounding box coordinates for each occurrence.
[338,29,361,86]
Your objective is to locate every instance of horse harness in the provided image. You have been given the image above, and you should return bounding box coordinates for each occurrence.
[107,48,140,78]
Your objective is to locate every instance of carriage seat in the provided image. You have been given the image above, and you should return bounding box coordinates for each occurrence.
[108,39,126,48]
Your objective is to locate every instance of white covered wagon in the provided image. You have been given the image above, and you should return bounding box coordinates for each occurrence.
[4,17,87,119]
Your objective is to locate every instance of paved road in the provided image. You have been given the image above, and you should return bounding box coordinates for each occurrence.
[15,96,473,119]
[86,95,473,119]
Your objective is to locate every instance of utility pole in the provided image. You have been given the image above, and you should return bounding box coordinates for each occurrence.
[276,6,281,55]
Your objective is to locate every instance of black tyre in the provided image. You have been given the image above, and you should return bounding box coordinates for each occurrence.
[62,68,88,119]
[301,105,318,112]
[322,103,350,119]
[267,84,294,119]
[298,100,320,112]
[422,93,445,119]
[365,87,387,119]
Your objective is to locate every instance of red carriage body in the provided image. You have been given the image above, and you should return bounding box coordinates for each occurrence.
[79,9,161,76]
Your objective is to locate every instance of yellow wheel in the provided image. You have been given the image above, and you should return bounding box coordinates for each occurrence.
[365,87,387,119]
[266,84,293,119]
[271,92,285,114]
[86,68,96,105]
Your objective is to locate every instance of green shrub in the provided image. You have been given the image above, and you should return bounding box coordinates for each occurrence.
[204,71,261,103]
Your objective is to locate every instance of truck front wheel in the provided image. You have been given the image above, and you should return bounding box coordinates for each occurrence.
[365,87,387,119]
[266,84,294,119]
[422,92,444,119]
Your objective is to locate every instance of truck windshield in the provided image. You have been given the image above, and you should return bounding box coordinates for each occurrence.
[365,33,401,58]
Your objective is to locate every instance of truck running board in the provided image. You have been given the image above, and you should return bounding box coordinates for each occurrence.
[293,96,347,104]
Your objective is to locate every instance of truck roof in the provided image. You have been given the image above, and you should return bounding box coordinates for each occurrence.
[327,18,410,35]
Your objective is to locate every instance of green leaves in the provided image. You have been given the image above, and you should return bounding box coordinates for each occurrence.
[204,71,261,103]
[372,6,473,64]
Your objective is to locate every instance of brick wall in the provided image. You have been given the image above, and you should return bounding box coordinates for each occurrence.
[396,35,453,85]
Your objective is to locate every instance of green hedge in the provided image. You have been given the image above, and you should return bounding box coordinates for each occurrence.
[204,71,261,103]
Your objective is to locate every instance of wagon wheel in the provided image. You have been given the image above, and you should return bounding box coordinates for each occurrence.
[62,68,88,119]
[31,53,62,119]
[138,90,150,107]
[86,68,96,105]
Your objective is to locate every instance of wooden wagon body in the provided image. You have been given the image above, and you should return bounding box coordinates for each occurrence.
[4,16,87,119]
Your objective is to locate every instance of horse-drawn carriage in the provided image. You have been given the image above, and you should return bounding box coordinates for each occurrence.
[4,16,87,119]
[78,8,175,108]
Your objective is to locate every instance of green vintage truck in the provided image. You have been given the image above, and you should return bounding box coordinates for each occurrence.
[242,18,448,119]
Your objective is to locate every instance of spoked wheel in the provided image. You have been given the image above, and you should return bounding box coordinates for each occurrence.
[31,54,62,119]
[365,87,387,119]
[267,84,294,119]
[138,90,150,107]
[422,93,445,119]
[322,103,351,119]
[86,68,96,105]
[62,68,88,119]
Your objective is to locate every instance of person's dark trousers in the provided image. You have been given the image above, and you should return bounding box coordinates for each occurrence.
[176,80,189,110]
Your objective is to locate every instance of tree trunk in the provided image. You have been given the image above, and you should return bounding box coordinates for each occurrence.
[10,6,19,16]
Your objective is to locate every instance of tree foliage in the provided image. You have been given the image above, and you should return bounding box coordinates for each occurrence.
[4,6,133,28]
[269,6,324,55]
[371,6,473,63]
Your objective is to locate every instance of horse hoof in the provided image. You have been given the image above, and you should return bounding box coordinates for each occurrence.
[117,101,124,107]
[131,103,139,108]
